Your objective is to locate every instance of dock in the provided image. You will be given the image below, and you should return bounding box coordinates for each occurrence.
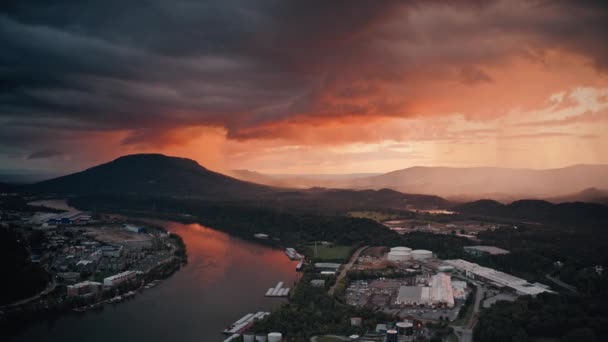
[265,282,290,297]
[285,248,303,260]
[222,311,270,335]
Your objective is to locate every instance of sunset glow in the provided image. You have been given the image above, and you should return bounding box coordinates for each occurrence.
[1,1,607,176]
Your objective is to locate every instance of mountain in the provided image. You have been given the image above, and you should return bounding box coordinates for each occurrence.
[28,154,448,210]
[547,187,608,205]
[342,165,608,201]
[454,199,608,225]
[30,154,274,199]
[229,169,380,189]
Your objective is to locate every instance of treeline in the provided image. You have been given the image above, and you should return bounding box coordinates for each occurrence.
[475,293,608,342]
[476,225,608,294]
[455,199,608,226]
[0,227,49,305]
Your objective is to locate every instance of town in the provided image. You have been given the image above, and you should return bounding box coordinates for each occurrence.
[0,199,187,322]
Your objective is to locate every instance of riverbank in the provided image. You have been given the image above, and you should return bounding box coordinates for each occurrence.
[8,219,298,342]
[0,199,189,339]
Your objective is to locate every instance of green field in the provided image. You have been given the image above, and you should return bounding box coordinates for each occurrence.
[304,244,353,261]
[347,211,399,222]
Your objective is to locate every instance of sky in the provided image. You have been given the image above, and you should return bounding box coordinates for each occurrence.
[1,0,608,178]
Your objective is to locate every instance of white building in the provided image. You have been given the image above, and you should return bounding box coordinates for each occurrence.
[395,273,455,307]
[444,259,553,296]
[103,270,137,287]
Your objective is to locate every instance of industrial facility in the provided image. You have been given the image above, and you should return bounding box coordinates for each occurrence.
[395,273,455,308]
[444,259,553,296]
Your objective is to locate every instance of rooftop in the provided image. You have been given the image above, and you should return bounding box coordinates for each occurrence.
[464,245,510,255]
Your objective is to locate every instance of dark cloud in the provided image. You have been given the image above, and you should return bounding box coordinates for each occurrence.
[0,0,607,158]
[27,149,64,159]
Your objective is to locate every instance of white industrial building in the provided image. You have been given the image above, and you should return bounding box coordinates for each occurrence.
[395,273,455,307]
[444,259,553,296]
[103,270,137,287]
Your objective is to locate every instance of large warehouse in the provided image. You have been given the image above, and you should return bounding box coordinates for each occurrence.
[395,273,455,307]
[444,259,553,296]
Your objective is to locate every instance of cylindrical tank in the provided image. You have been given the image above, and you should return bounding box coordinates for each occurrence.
[386,329,398,342]
[411,249,433,260]
[387,250,412,262]
[396,322,413,335]
[255,335,267,342]
[267,332,282,342]
[350,317,362,326]
[390,247,412,253]
[243,334,255,342]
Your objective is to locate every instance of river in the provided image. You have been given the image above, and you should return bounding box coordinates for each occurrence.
[10,218,299,342]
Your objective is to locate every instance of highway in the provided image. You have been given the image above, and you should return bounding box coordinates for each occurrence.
[328,245,368,296]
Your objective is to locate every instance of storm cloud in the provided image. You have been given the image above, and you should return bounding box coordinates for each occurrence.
[1,0,607,170]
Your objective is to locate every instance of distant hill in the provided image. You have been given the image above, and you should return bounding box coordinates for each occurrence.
[547,187,608,205]
[227,165,608,202]
[229,169,380,189]
[454,199,608,225]
[28,154,447,210]
[334,165,608,201]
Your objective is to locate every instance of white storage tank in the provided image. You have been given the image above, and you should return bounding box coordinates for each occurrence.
[267,332,282,342]
[386,329,398,342]
[396,322,414,335]
[411,249,433,260]
[390,246,412,253]
[243,334,255,342]
[255,335,267,342]
[387,250,412,262]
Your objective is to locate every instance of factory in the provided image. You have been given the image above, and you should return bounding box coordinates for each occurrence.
[464,245,510,256]
[103,270,138,287]
[395,273,455,307]
[444,259,553,296]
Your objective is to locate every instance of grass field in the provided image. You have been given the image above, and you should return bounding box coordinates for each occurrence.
[304,244,354,261]
[347,211,400,222]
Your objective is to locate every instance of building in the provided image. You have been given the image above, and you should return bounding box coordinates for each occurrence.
[103,270,137,287]
[395,273,455,307]
[310,279,326,287]
[124,224,146,233]
[464,246,510,256]
[314,262,341,271]
[444,259,553,296]
[67,281,102,297]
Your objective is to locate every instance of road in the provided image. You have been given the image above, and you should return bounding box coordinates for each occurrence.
[1,278,56,309]
[545,274,578,294]
[328,245,368,296]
